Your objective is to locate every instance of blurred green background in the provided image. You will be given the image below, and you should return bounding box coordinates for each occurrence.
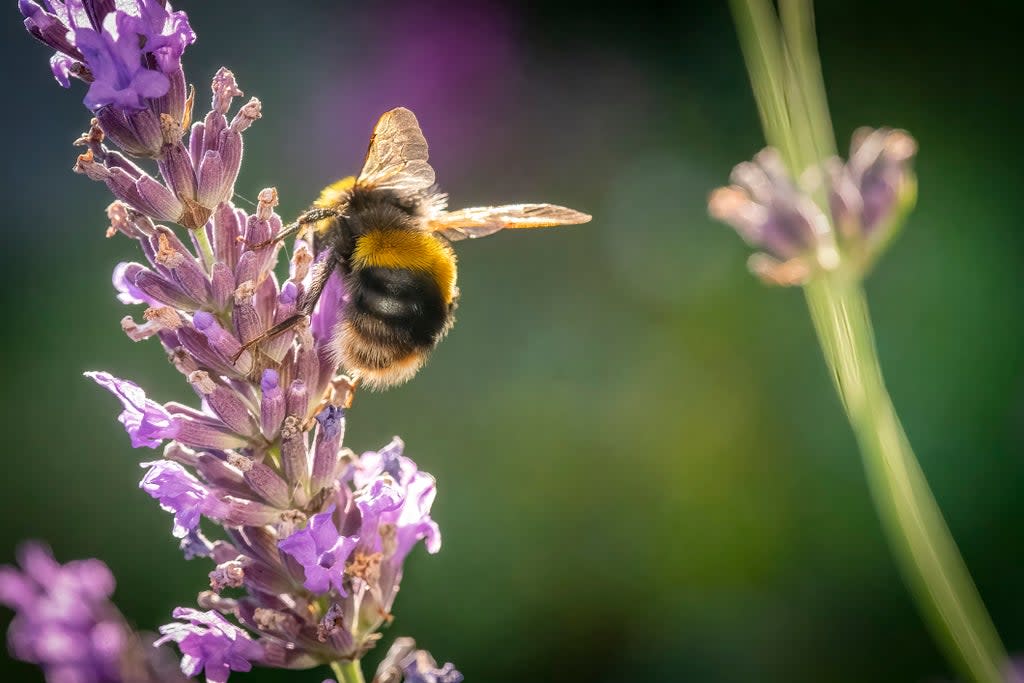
[2,1,1023,681]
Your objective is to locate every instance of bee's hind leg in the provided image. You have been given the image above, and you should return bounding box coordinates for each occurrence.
[230,314,306,363]
[230,253,340,364]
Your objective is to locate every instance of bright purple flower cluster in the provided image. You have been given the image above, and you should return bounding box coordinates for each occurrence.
[708,129,918,285]
[14,2,463,682]
[0,543,188,683]
[21,0,195,157]
[22,1,259,226]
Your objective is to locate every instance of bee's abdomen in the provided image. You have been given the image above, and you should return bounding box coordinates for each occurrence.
[352,266,449,345]
[340,266,454,388]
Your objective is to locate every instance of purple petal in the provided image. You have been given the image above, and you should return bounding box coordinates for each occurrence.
[113,262,158,306]
[309,269,345,346]
[277,531,317,568]
[49,53,78,87]
[309,505,340,551]
[140,460,228,537]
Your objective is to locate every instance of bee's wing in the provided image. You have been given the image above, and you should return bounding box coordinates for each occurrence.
[357,108,436,195]
[425,204,592,241]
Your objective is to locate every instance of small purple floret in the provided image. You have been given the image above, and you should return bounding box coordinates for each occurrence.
[86,371,179,448]
[156,607,263,683]
[278,505,359,595]
[140,460,226,538]
[315,405,344,440]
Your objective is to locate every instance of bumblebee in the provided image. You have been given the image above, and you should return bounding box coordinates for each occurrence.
[242,107,591,389]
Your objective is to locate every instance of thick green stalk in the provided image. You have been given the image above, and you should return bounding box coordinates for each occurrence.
[729,0,801,170]
[331,660,367,683]
[805,276,1007,683]
[778,0,836,163]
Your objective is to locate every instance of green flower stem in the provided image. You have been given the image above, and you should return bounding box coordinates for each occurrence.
[729,0,801,170]
[331,660,367,683]
[778,0,836,165]
[805,273,1007,683]
[193,225,216,272]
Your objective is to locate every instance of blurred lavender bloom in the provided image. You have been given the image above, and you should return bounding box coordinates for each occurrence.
[20,0,195,156]
[309,0,520,177]
[709,147,839,286]
[710,129,917,284]
[0,543,188,683]
[828,127,918,269]
[405,656,464,683]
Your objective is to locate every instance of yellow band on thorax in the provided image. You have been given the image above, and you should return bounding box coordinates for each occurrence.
[312,176,357,237]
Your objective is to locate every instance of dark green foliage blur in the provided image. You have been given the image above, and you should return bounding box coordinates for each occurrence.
[2,1,1022,681]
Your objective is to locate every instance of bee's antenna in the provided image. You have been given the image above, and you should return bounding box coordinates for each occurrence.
[248,208,344,250]
[233,192,258,209]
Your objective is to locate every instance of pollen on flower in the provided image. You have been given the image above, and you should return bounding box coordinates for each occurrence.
[159,113,185,143]
[346,551,383,584]
[188,370,217,395]
[106,202,129,237]
[279,509,308,533]
[209,560,245,591]
[74,148,99,176]
[234,280,256,305]
[254,607,300,635]
[257,187,279,220]
[226,452,254,473]
[281,415,301,440]
[316,603,345,642]
[231,98,263,133]
[292,244,313,281]
[144,306,182,330]
[156,233,185,267]
[74,120,104,147]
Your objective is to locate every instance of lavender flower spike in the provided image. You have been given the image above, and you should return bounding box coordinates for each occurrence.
[20,1,459,680]
[0,542,189,683]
